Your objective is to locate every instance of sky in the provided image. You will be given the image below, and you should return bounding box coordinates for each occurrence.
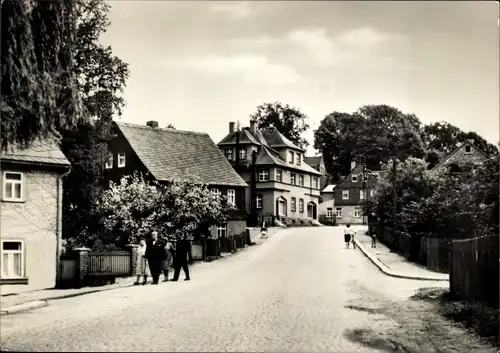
[101,1,499,155]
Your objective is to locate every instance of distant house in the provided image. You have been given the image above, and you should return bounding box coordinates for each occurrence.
[304,155,330,190]
[318,184,336,220]
[332,161,381,225]
[1,139,71,295]
[217,120,322,221]
[104,120,248,238]
[431,140,489,174]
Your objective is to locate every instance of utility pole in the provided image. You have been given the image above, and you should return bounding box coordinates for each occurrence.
[392,155,397,243]
[250,150,257,227]
[362,159,367,225]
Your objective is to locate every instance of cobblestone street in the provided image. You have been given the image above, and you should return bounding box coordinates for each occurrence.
[1,227,491,352]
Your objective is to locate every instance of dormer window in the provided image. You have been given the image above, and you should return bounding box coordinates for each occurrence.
[117,153,126,168]
[464,145,472,154]
[289,151,294,164]
[296,153,301,166]
[351,174,358,182]
[239,148,247,160]
[105,154,113,169]
[258,170,269,182]
[225,149,233,161]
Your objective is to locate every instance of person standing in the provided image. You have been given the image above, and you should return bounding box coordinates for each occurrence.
[344,224,353,249]
[172,235,191,281]
[134,238,150,285]
[160,236,175,282]
[145,230,166,285]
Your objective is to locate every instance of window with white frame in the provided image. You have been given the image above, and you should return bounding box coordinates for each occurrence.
[211,188,221,198]
[225,149,233,161]
[2,172,24,201]
[291,197,296,212]
[299,198,304,212]
[326,208,333,217]
[342,190,349,200]
[258,170,269,182]
[351,174,358,182]
[354,208,361,218]
[298,175,304,186]
[217,224,227,238]
[256,195,263,209]
[335,208,342,217]
[289,151,294,164]
[1,240,24,279]
[227,189,235,205]
[239,148,247,160]
[313,177,319,189]
[104,154,113,169]
[117,153,126,168]
[296,153,301,166]
[360,190,366,200]
[275,169,282,182]
[291,173,296,185]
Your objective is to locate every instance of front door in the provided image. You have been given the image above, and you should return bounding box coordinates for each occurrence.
[278,200,285,216]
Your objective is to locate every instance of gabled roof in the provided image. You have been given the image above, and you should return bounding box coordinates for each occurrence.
[115,122,247,187]
[254,145,323,176]
[321,184,336,193]
[1,138,70,167]
[304,156,322,166]
[218,129,261,146]
[431,140,490,172]
[260,127,304,152]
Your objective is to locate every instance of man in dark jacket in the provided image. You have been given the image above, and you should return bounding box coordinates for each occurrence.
[145,230,166,285]
[172,235,191,281]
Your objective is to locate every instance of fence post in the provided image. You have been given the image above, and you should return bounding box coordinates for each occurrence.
[126,244,139,277]
[73,247,91,288]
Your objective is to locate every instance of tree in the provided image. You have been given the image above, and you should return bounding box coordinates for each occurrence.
[1,0,83,151]
[250,102,310,148]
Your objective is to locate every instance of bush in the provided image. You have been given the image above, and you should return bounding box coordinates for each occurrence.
[319,215,337,226]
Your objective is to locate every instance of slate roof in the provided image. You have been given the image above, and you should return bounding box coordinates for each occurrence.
[218,129,261,146]
[260,127,304,152]
[1,138,70,167]
[254,145,323,176]
[304,156,322,167]
[115,122,247,187]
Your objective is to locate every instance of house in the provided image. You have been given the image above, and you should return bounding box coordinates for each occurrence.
[217,120,323,221]
[431,140,490,174]
[318,184,336,220]
[104,120,248,238]
[331,161,381,225]
[304,155,330,190]
[1,139,71,295]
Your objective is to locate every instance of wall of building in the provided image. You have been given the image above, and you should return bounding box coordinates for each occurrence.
[1,170,60,295]
[318,199,335,217]
[210,219,247,238]
[434,144,488,173]
[321,192,335,203]
[335,205,365,225]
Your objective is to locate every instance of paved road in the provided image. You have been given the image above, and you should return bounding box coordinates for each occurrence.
[1,227,448,352]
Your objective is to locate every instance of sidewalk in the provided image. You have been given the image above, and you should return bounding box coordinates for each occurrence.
[1,227,279,316]
[353,231,449,282]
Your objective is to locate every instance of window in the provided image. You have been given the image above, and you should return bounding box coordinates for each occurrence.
[299,199,304,213]
[217,224,227,238]
[289,151,294,164]
[291,173,296,185]
[313,177,319,189]
[342,190,349,200]
[256,195,263,209]
[276,169,282,182]
[335,208,342,217]
[291,197,297,212]
[239,148,247,160]
[225,149,233,161]
[117,153,126,168]
[211,188,221,198]
[326,208,333,217]
[1,240,24,279]
[360,190,366,200]
[464,145,472,154]
[353,208,361,218]
[351,174,358,182]
[227,189,235,205]
[370,189,375,197]
[296,153,301,166]
[2,172,24,202]
[298,175,304,186]
[105,155,113,169]
[258,170,269,182]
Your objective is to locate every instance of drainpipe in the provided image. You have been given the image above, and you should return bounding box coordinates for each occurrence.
[56,166,71,287]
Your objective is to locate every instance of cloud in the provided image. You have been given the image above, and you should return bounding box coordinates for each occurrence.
[210,1,251,19]
[161,54,302,85]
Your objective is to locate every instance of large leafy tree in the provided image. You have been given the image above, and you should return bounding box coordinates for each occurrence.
[250,102,310,149]
[0,0,83,151]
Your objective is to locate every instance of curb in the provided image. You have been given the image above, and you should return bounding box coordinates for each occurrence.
[354,238,449,282]
[0,300,48,316]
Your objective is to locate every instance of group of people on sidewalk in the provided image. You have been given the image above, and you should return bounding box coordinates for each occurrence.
[134,231,191,285]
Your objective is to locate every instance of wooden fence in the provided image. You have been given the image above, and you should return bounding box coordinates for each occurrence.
[449,235,499,304]
[88,251,131,277]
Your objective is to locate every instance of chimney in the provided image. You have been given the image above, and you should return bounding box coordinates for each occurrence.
[250,119,257,134]
[146,120,158,128]
[351,161,356,170]
[229,122,235,133]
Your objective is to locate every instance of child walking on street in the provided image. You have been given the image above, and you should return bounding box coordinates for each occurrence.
[344,224,352,249]
[134,238,150,285]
